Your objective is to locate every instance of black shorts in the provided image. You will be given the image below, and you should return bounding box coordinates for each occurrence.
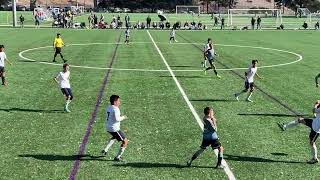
[304,119,320,142]
[0,66,5,75]
[170,37,175,40]
[35,20,40,25]
[61,88,73,98]
[245,81,254,90]
[55,47,62,54]
[200,138,221,150]
[108,131,126,141]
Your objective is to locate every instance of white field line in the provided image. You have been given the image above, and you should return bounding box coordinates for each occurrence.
[147,30,236,180]
[18,42,302,73]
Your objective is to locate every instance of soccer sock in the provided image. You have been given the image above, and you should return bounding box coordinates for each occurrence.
[104,139,115,152]
[205,67,212,71]
[246,92,253,99]
[214,69,218,75]
[116,147,126,158]
[217,151,223,166]
[65,100,71,109]
[284,120,299,129]
[311,144,318,159]
[191,148,205,161]
[1,76,5,84]
[60,54,64,60]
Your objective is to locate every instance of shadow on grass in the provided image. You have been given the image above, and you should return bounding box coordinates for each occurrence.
[112,162,212,169]
[19,154,108,161]
[271,152,289,156]
[0,108,64,113]
[159,75,209,79]
[224,154,303,164]
[237,113,306,117]
[170,65,194,68]
[190,99,235,102]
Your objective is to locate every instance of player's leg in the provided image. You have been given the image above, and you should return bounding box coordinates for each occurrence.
[308,130,319,163]
[114,131,128,161]
[53,49,58,62]
[214,145,224,168]
[211,62,221,78]
[187,139,208,167]
[65,88,73,112]
[246,83,255,102]
[0,68,6,85]
[101,136,116,156]
[57,48,66,62]
[278,117,308,131]
[235,82,249,101]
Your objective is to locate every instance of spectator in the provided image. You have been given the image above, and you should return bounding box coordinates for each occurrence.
[214,16,218,27]
[152,22,157,29]
[315,21,319,30]
[251,17,256,30]
[221,17,225,30]
[165,21,170,29]
[302,21,308,29]
[19,14,24,28]
[257,16,261,30]
[146,15,151,29]
[125,14,130,28]
[184,21,189,29]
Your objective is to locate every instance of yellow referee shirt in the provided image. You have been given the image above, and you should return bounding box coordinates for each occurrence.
[53,37,64,48]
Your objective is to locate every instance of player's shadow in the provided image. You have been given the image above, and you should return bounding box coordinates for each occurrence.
[190,99,235,102]
[0,108,64,113]
[18,154,108,161]
[224,154,303,164]
[237,113,306,117]
[112,162,212,169]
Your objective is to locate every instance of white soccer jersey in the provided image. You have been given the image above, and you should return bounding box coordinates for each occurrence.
[313,108,320,133]
[106,105,125,132]
[125,29,130,37]
[0,52,7,67]
[170,30,175,37]
[246,66,257,83]
[56,71,70,88]
[205,43,214,55]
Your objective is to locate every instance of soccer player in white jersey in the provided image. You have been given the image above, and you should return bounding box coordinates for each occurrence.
[101,95,128,161]
[169,28,178,43]
[278,101,320,164]
[187,107,224,169]
[203,38,221,78]
[234,60,262,102]
[201,43,208,68]
[124,28,130,45]
[0,45,12,86]
[54,64,73,113]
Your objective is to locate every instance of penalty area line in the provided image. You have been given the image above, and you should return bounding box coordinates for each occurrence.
[147,30,236,180]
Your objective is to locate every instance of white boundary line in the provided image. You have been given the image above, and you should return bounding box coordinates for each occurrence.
[18,42,302,72]
[147,30,236,180]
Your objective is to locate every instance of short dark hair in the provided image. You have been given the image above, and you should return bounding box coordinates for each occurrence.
[207,38,212,42]
[252,59,258,64]
[0,45,4,49]
[57,33,61,36]
[63,63,69,68]
[110,95,120,105]
[204,107,212,115]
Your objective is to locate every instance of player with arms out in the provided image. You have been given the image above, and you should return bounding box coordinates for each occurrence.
[124,28,130,45]
[54,64,73,113]
[203,38,221,78]
[187,107,224,169]
[278,100,320,164]
[234,59,262,102]
[53,33,67,63]
[101,95,129,161]
[0,45,12,86]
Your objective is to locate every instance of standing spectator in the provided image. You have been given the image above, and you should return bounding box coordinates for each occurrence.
[146,15,151,29]
[88,15,92,28]
[100,14,104,21]
[251,17,256,30]
[220,17,225,30]
[19,14,24,28]
[125,14,130,28]
[315,21,320,30]
[257,16,261,29]
[213,16,218,27]
[152,21,157,29]
[303,21,308,29]
[93,14,98,28]
[34,11,40,28]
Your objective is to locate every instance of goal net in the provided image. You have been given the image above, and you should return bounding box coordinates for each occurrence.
[176,5,201,15]
[296,8,312,22]
[228,9,282,29]
[34,7,53,21]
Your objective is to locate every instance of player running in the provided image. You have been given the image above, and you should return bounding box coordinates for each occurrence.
[54,64,73,113]
[203,38,221,78]
[234,59,262,102]
[124,28,130,45]
[278,101,320,164]
[187,107,224,169]
[101,95,128,161]
[315,73,320,88]
[53,33,67,63]
[0,45,12,86]
[169,28,178,43]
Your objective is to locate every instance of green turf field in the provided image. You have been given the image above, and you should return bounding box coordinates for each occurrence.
[1,28,320,179]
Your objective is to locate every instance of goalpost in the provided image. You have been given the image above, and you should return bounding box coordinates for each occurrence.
[228,9,282,29]
[176,5,201,15]
[296,8,312,23]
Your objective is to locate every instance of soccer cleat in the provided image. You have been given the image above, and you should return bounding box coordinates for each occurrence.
[63,59,68,63]
[277,122,286,131]
[186,160,192,167]
[64,107,71,113]
[201,62,204,68]
[215,164,225,169]
[307,158,319,164]
[101,150,107,156]
[234,94,239,101]
[114,156,124,162]
[216,74,221,79]
[203,69,207,75]
[52,60,56,63]
[246,98,253,102]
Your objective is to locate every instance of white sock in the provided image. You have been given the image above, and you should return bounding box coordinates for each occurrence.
[284,120,299,129]
[66,100,71,109]
[247,92,253,99]
[311,143,318,159]
[104,139,115,152]
[116,147,126,158]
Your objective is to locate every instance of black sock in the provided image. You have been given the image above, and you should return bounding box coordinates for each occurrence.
[2,76,5,84]
[217,152,223,166]
[214,70,218,75]
[205,67,212,71]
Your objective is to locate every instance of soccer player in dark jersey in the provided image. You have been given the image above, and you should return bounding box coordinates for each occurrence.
[124,28,130,45]
[203,38,221,78]
[187,107,224,169]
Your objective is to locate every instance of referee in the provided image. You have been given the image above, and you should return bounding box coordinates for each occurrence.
[53,33,67,63]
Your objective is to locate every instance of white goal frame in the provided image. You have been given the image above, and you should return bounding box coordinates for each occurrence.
[296,8,312,23]
[228,8,282,28]
[176,5,201,15]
